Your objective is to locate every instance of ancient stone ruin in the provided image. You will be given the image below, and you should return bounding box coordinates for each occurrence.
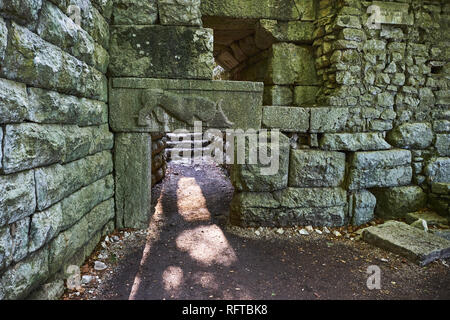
[0,0,449,299]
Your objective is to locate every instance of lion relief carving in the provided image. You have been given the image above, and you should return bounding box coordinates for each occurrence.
[138,89,234,128]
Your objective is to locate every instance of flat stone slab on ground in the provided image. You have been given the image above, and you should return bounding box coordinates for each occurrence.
[362,220,450,266]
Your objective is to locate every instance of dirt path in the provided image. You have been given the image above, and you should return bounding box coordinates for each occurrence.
[73,162,450,300]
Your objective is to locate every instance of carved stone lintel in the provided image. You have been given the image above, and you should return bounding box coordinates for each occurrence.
[138,89,234,128]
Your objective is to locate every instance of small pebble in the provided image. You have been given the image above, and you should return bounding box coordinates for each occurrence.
[298,229,309,235]
[315,229,323,235]
[94,261,107,271]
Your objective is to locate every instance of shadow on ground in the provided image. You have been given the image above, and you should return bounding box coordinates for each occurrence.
[96,162,450,300]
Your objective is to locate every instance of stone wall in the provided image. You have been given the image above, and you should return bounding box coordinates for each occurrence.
[228,0,449,227]
[151,133,167,186]
[0,0,113,299]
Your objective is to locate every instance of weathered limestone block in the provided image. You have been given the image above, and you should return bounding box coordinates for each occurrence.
[289,150,345,187]
[109,25,214,79]
[0,78,29,124]
[405,211,448,226]
[310,107,349,133]
[0,248,49,300]
[255,20,314,49]
[88,124,114,155]
[115,133,152,229]
[319,133,391,151]
[230,187,347,227]
[372,186,427,219]
[362,221,450,266]
[349,190,376,226]
[36,1,105,71]
[0,16,7,62]
[27,87,108,126]
[29,203,63,253]
[347,149,412,190]
[387,122,433,149]
[201,0,301,20]
[91,0,113,20]
[3,124,65,173]
[263,86,293,106]
[112,0,158,25]
[0,0,42,25]
[240,43,318,85]
[231,132,290,192]
[424,157,450,183]
[48,198,114,274]
[262,106,309,132]
[159,0,202,26]
[10,217,30,263]
[0,225,12,271]
[109,78,263,132]
[0,170,36,227]
[34,150,113,210]
[436,134,450,156]
[27,279,64,300]
[293,86,318,105]
[275,187,347,226]
[60,174,114,231]
[1,22,107,101]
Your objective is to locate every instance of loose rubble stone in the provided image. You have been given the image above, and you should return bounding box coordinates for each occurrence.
[362,221,450,266]
[387,122,434,149]
[405,211,448,226]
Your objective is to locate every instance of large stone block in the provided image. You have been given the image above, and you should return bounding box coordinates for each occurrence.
[48,199,114,274]
[109,25,214,79]
[60,174,114,231]
[230,187,347,227]
[255,20,314,49]
[112,0,158,25]
[387,122,433,149]
[262,106,309,132]
[115,133,152,229]
[159,0,202,26]
[0,0,42,25]
[0,248,49,300]
[0,225,12,271]
[109,78,263,132]
[201,0,301,20]
[1,22,107,101]
[424,157,450,183]
[263,85,293,106]
[2,123,112,173]
[362,221,450,266]
[3,124,65,173]
[310,107,350,133]
[231,132,290,192]
[289,150,345,187]
[372,186,427,219]
[0,78,28,124]
[319,133,392,151]
[347,149,412,190]
[29,203,63,253]
[349,190,376,226]
[240,43,318,85]
[0,170,36,227]
[27,87,108,126]
[36,1,104,71]
[34,150,113,210]
[293,86,318,105]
